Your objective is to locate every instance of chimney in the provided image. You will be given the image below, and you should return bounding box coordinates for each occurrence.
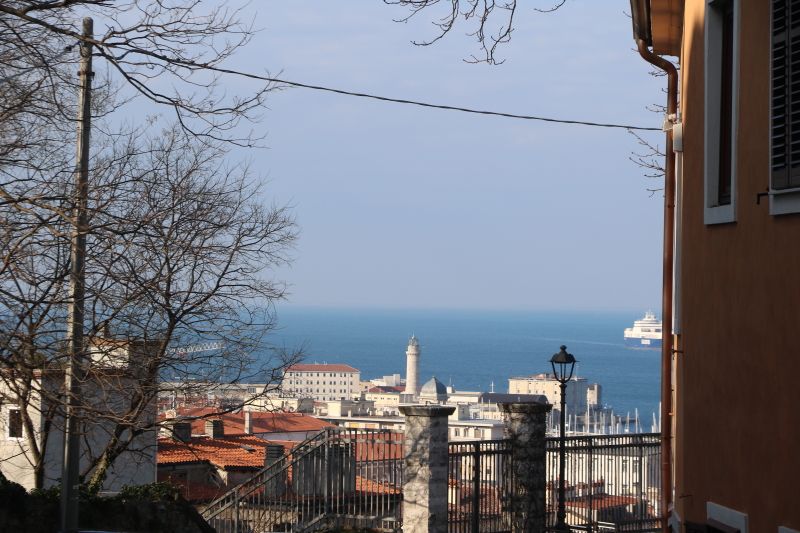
[264,444,284,467]
[205,419,224,439]
[172,422,191,442]
[244,411,252,434]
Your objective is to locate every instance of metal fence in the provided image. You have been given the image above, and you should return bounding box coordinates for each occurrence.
[544,433,662,533]
[201,428,403,533]
[200,427,661,533]
[448,440,514,533]
[447,433,662,533]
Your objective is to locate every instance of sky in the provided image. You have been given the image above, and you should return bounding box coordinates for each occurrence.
[219,1,667,312]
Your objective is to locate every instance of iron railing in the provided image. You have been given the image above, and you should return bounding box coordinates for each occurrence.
[200,427,661,533]
[201,428,403,533]
[447,433,662,533]
[448,439,514,533]
[544,433,662,533]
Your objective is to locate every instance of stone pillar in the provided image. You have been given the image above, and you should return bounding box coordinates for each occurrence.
[500,400,552,533]
[400,405,455,533]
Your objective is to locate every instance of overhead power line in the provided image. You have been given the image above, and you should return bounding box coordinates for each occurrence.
[215,68,661,132]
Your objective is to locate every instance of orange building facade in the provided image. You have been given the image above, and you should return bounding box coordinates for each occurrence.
[632,1,800,532]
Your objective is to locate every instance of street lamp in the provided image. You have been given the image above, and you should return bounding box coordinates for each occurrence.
[550,345,577,532]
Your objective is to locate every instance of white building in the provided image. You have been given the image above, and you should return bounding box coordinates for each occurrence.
[508,373,591,416]
[1,337,157,491]
[282,363,360,402]
[364,385,404,416]
[369,373,404,388]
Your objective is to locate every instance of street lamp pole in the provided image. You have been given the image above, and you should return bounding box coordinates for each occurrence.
[557,379,567,528]
[550,345,577,532]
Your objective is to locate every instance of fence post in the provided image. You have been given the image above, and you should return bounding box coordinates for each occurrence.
[471,441,480,533]
[233,488,239,533]
[499,399,552,533]
[400,405,456,533]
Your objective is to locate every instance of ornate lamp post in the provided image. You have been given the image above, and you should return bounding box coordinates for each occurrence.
[550,345,577,532]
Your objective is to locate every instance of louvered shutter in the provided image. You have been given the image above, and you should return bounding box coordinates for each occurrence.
[772,0,800,189]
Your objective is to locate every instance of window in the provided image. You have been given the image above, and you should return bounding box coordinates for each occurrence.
[8,409,22,438]
[705,0,739,224]
[771,0,800,214]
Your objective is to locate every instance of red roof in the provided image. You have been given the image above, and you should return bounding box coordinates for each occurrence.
[163,407,334,436]
[566,494,639,510]
[367,385,404,393]
[285,363,359,373]
[157,434,287,470]
[157,474,227,503]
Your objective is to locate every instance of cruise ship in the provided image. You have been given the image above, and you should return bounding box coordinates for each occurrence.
[623,311,662,348]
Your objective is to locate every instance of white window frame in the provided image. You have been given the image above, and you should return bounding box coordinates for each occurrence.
[769,0,800,214]
[704,0,740,224]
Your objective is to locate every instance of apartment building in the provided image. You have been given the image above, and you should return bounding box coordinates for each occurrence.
[282,363,360,402]
[508,373,591,416]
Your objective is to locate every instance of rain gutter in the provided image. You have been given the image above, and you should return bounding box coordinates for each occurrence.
[630,2,678,531]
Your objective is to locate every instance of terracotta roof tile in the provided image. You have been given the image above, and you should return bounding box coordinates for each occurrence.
[367,385,404,393]
[565,494,639,510]
[157,474,227,503]
[161,408,334,436]
[158,434,278,470]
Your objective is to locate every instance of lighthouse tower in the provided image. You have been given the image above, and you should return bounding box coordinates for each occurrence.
[404,335,420,396]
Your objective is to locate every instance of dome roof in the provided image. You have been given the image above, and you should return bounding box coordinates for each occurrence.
[420,376,447,397]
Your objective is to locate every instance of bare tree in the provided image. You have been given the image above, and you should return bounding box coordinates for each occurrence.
[0,122,298,490]
[627,56,680,194]
[384,0,567,64]
[0,0,276,145]
[0,0,301,492]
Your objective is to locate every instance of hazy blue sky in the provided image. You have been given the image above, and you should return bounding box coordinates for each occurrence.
[226,1,666,312]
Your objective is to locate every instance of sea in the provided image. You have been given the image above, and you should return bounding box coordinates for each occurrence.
[266,307,661,425]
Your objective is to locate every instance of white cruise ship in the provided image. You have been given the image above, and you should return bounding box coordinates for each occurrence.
[623,311,662,349]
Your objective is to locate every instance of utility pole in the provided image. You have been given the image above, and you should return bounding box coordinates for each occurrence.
[61,17,93,533]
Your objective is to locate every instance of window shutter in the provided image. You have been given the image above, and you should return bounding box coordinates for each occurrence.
[773,0,789,188]
[772,0,800,189]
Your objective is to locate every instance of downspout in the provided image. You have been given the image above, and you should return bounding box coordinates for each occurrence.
[636,38,677,533]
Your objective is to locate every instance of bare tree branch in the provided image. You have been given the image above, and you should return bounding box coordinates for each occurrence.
[384,0,567,64]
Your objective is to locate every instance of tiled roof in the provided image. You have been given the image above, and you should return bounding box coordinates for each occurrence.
[565,494,639,510]
[367,385,404,393]
[157,434,287,470]
[286,363,360,373]
[157,474,227,503]
[355,476,400,495]
[162,407,334,436]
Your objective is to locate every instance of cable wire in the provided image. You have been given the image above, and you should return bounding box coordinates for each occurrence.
[217,69,661,131]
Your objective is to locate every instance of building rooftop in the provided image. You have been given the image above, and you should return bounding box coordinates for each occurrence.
[286,363,360,373]
[477,392,549,404]
[163,408,334,435]
[156,475,227,503]
[157,434,290,470]
[420,376,447,397]
[565,494,639,510]
[367,385,404,394]
[509,373,587,382]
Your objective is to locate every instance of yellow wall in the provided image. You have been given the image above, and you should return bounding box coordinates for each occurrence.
[675,1,800,530]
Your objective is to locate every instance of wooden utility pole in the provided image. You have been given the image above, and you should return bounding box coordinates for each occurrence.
[61,17,93,533]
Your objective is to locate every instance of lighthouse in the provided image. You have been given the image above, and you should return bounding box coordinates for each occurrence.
[404,335,420,396]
